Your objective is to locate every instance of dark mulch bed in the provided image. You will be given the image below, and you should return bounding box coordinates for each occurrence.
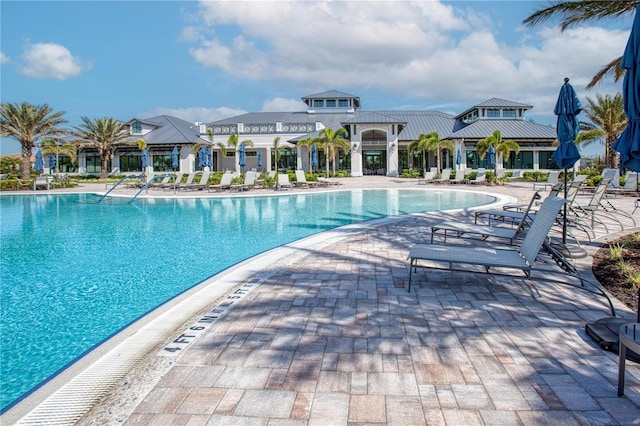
[592,233,640,312]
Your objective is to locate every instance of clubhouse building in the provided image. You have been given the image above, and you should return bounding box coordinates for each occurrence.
[74,90,558,177]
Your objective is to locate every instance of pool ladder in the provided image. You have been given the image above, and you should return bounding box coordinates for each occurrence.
[98,175,143,203]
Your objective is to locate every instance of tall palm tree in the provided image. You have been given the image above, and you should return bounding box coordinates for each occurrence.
[313,127,349,178]
[0,102,67,179]
[71,117,130,179]
[407,131,452,174]
[296,136,316,173]
[40,137,77,174]
[226,133,253,173]
[576,93,627,168]
[407,133,432,173]
[523,1,639,88]
[272,136,282,173]
[476,129,520,175]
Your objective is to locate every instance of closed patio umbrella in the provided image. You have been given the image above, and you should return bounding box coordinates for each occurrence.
[456,149,462,166]
[312,144,318,168]
[613,5,640,173]
[34,150,43,172]
[257,149,262,168]
[487,145,495,169]
[239,143,246,169]
[49,155,56,174]
[198,146,207,168]
[206,146,212,168]
[141,148,148,171]
[171,146,179,169]
[553,77,582,246]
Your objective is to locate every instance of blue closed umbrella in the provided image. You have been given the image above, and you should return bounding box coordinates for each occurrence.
[257,149,262,168]
[553,78,582,169]
[239,143,246,168]
[487,145,495,169]
[34,150,43,172]
[198,146,207,168]
[49,155,56,173]
[312,143,318,167]
[553,77,582,245]
[613,5,640,172]
[171,146,179,169]
[141,148,148,170]
[456,149,462,165]
[206,146,212,168]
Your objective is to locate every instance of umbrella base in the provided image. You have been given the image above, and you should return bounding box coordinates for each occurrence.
[550,242,588,259]
[585,317,640,363]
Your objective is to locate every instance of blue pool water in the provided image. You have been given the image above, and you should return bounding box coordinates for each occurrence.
[0,189,495,411]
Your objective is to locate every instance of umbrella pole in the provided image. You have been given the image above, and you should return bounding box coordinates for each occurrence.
[562,168,568,245]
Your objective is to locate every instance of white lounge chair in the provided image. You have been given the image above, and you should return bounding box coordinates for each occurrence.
[185,172,210,191]
[433,168,452,184]
[450,171,468,184]
[407,196,567,292]
[209,172,233,192]
[33,175,53,190]
[294,170,318,188]
[507,170,523,181]
[469,172,486,185]
[176,173,196,190]
[430,191,541,244]
[533,170,560,191]
[159,172,183,191]
[317,176,339,186]
[277,174,294,190]
[607,172,638,195]
[418,167,438,184]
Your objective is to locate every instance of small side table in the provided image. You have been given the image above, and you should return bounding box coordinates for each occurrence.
[619,322,640,396]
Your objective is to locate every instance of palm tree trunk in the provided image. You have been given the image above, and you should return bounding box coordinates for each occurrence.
[21,144,31,180]
[101,155,108,179]
[325,152,330,178]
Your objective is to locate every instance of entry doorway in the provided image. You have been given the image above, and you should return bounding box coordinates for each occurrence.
[363,150,387,175]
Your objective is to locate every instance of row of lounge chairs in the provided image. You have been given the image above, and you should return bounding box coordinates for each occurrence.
[407,183,620,315]
[418,168,487,185]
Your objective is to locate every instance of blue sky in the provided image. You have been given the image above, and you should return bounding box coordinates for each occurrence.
[0,1,634,157]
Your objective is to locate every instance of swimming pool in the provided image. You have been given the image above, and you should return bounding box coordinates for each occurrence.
[0,189,495,412]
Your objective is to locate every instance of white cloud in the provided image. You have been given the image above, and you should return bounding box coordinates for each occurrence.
[261,97,307,112]
[187,1,628,124]
[19,42,90,80]
[138,106,247,123]
[0,52,9,64]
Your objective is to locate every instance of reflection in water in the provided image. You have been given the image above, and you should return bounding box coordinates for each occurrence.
[0,189,494,411]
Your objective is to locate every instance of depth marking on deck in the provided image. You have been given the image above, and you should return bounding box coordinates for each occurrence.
[159,278,262,356]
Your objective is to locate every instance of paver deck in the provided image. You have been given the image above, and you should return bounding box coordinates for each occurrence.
[5,177,640,425]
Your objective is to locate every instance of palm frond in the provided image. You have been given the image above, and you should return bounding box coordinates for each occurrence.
[523,1,639,31]
[586,56,625,89]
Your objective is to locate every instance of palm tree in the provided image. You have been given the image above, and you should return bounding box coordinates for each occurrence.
[40,137,77,174]
[576,93,627,168]
[476,129,520,175]
[313,127,349,178]
[0,102,67,179]
[272,136,282,173]
[226,133,254,173]
[407,131,453,174]
[296,136,316,173]
[71,117,130,179]
[523,1,638,88]
[407,133,432,173]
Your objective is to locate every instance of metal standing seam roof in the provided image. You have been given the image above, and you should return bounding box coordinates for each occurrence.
[449,119,556,140]
[454,98,534,120]
[125,115,205,145]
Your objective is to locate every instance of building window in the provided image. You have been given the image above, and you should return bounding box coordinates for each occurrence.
[538,151,559,169]
[273,150,297,170]
[504,151,534,169]
[120,154,142,172]
[503,109,516,118]
[131,122,142,134]
[486,109,500,118]
[86,155,100,174]
[326,100,336,107]
[153,155,174,172]
[313,100,324,108]
[338,99,348,108]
